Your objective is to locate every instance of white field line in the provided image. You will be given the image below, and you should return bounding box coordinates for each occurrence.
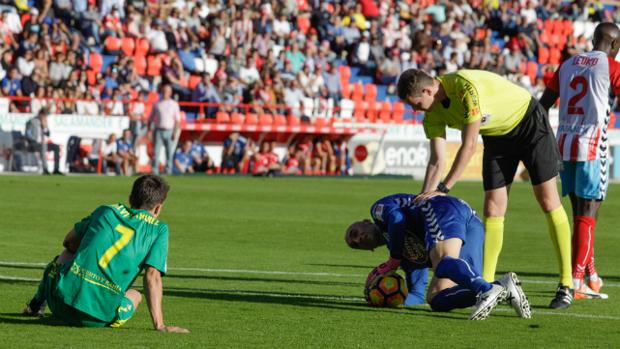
[1,273,620,321]
[1,260,619,288]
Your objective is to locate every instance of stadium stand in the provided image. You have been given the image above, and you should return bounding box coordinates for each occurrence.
[0,0,619,175]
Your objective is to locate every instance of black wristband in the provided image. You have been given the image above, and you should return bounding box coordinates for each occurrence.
[436,182,450,194]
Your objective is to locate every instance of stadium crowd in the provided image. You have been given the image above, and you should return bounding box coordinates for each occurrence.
[0,0,619,175]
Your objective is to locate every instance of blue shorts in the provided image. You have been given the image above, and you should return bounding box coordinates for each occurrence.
[560,160,608,200]
[422,198,484,275]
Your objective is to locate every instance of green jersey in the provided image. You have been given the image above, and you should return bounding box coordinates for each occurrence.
[55,203,169,322]
[423,70,532,138]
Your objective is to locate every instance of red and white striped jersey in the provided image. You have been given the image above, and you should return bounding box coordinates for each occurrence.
[547,51,620,161]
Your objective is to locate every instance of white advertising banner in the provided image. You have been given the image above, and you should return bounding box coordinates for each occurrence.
[0,113,129,172]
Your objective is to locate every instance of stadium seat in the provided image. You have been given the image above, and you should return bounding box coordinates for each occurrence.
[339,99,354,119]
[351,83,364,101]
[274,114,287,125]
[353,100,366,122]
[147,55,162,76]
[104,36,122,54]
[259,113,273,125]
[288,114,301,125]
[364,83,377,101]
[134,38,150,57]
[563,20,573,36]
[366,100,378,122]
[378,101,391,123]
[543,19,553,34]
[339,65,351,82]
[230,112,244,124]
[101,55,117,72]
[297,15,311,34]
[134,55,147,75]
[314,117,327,127]
[526,61,538,84]
[216,111,230,123]
[121,37,135,56]
[538,47,549,64]
[392,102,405,123]
[89,52,103,73]
[552,19,563,35]
[178,76,189,88]
[188,75,201,89]
[86,69,97,85]
[340,80,351,99]
[245,113,258,125]
[549,48,561,65]
[148,91,160,103]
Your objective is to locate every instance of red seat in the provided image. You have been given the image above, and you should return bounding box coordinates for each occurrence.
[148,91,160,103]
[259,113,273,125]
[134,55,147,75]
[340,81,351,99]
[552,19,564,35]
[230,112,244,124]
[147,55,162,76]
[188,75,201,89]
[216,111,230,123]
[563,20,573,36]
[526,61,538,84]
[89,52,103,72]
[288,115,301,125]
[274,114,287,125]
[353,100,366,122]
[378,101,391,123]
[392,102,405,123]
[86,69,97,85]
[314,117,327,127]
[245,113,258,125]
[135,38,150,57]
[104,36,122,53]
[364,83,377,101]
[121,37,135,56]
[538,47,549,64]
[297,15,311,34]
[366,100,378,122]
[351,83,364,101]
[549,48,561,65]
[339,65,351,82]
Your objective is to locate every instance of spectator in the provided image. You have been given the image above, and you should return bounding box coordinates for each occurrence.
[253,141,281,176]
[24,108,62,175]
[1,67,21,96]
[221,132,247,173]
[128,90,147,148]
[190,139,215,173]
[149,84,181,175]
[117,128,138,175]
[322,64,341,102]
[173,140,194,174]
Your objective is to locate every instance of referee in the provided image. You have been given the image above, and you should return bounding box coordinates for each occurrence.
[397,69,573,309]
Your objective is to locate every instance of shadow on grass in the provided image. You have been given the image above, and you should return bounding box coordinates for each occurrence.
[163,286,473,320]
[497,270,620,282]
[167,274,362,287]
[305,263,374,270]
[0,313,67,327]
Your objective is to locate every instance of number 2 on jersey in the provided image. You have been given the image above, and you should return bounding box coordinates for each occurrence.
[568,76,588,115]
[98,224,135,269]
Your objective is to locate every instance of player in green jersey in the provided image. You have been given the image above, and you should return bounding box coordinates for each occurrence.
[22,175,188,332]
[397,69,573,309]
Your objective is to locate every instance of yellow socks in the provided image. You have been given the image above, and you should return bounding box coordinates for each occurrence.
[483,216,504,282]
[545,206,573,288]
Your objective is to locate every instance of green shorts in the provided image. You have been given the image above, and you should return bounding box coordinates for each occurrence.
[38,259,136,328]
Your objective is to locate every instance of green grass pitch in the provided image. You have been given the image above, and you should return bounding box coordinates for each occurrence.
[1,175,619,348]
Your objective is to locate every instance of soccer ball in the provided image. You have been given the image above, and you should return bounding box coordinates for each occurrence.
[364,272,408,308]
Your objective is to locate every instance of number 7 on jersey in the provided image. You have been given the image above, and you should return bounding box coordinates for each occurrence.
[99,224,135,269]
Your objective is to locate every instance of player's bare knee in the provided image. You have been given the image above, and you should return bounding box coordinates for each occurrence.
[126,289,142,308]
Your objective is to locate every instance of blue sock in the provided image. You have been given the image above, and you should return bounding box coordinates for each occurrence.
[430,285,476,311]
[435,256,492,294]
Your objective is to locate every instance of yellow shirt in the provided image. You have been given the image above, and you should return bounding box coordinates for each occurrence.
[423,70,532,139]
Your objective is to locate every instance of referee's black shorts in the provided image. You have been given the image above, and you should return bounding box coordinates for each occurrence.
[481,97,562,191]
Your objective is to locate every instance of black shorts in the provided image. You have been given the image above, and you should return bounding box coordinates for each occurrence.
[482,97,562,191]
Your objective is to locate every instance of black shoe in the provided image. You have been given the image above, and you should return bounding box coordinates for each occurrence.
[43,170,51,175]
[52,171,64,175]
[549,284,572,309]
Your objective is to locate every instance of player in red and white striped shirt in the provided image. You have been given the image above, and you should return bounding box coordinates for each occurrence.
[540,22,620,300]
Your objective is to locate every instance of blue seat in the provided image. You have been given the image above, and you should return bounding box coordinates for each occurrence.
[101,55,117,72]
[376,85,388,101]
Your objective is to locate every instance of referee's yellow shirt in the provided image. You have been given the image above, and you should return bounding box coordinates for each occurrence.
[423,70,532,139]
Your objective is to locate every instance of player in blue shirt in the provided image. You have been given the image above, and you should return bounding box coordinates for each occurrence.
[345,193,531,320]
